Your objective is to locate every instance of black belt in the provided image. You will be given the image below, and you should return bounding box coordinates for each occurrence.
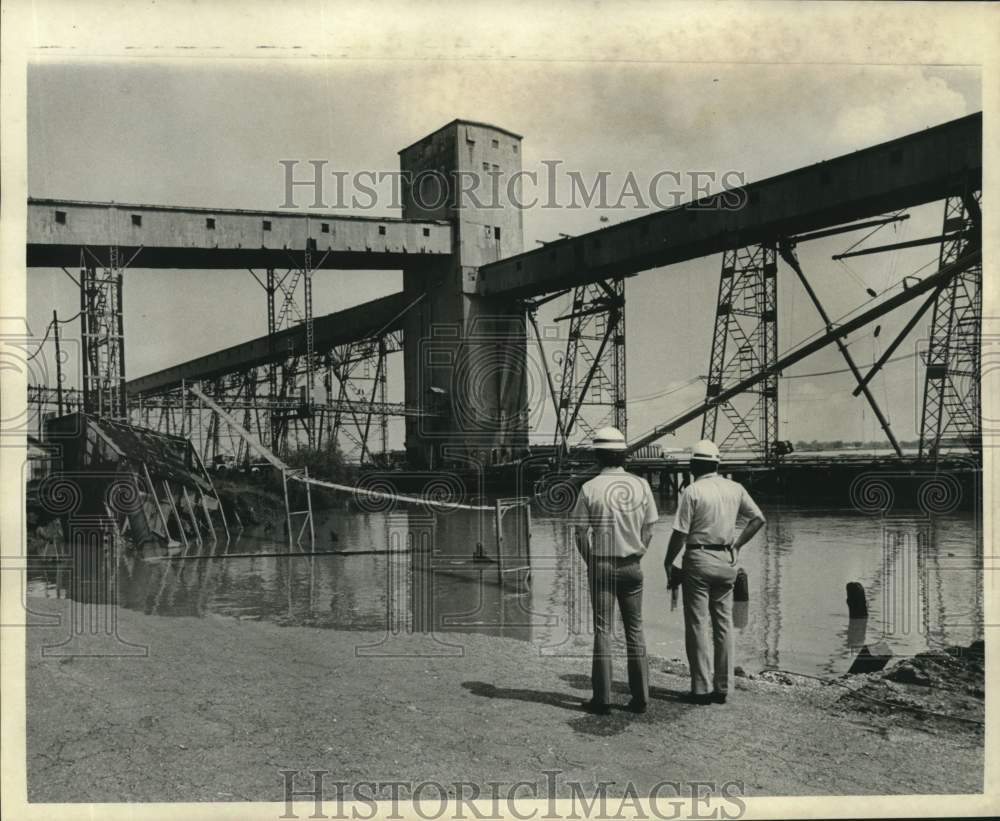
[590,553,642,563]
[688,544,730,551]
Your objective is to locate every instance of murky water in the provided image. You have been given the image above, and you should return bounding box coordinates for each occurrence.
[27,495,983,677]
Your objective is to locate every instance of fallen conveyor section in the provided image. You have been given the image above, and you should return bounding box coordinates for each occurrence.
[187,385,501,512]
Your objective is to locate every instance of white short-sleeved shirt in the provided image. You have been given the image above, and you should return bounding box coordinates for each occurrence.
[571,467,659,557]
[672,473,764,546]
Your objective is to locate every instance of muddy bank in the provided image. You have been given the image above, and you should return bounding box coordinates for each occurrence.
[25,597,983,803]
[832,642,985,731]
[730,641,984,736]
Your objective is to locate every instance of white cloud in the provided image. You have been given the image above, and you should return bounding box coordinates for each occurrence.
[830,71,969,149]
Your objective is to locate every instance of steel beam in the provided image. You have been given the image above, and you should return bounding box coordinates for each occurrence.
[832,232,966,260]
[126,291,419,395]
[778,240,902,456]
[789,214,909,244]
[851,281,948,397]
[125,396,428,418]
[478,113,981,298]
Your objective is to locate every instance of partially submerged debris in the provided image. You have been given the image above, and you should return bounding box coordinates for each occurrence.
[36,412,230,550]
[836,641,984,730]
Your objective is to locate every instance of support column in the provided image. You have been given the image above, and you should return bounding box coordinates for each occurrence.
[701,244,778,461]
[250,251,321,456]
[79,231,130,419]
[554,278,627,450]
[919,192,982,461]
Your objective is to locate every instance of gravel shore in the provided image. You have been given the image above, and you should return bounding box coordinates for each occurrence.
[26,596,983,802]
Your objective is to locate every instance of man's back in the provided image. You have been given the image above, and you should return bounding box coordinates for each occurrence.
[674,474,763,546]
[572,427,654,714]
[574,467,658,557]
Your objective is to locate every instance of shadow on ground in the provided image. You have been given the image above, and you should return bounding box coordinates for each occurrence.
[559,672,691,703]
[462,675,699,737]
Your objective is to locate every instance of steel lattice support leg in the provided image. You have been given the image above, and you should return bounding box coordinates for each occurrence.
[701,244,778,460]
[613,291,627,434]
[303,245,316,449]
[919,192,982,461]
[378,335,389,458]
[79,245,128,419]
[250,250,322,456]
[554,278,627,448]
[266,267,278,448]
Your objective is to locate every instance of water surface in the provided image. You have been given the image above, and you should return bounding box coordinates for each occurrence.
[27,495,983,676]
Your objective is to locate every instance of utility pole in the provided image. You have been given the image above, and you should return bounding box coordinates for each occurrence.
[52,309,64,417]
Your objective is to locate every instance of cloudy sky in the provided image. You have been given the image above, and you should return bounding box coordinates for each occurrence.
[26,55,981,448]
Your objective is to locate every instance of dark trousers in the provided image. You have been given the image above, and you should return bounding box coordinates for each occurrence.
[587,554,649,706]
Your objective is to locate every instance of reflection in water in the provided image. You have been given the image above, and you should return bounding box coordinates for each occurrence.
[845,618,868,654]
[732,601,748,631]
[26,498,984,676]
[759,514,787,669]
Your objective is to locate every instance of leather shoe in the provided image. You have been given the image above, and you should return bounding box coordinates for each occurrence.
[710,691,727,704]
[626,699,648,714]
[682,692,714,705]
[581,699,611,715]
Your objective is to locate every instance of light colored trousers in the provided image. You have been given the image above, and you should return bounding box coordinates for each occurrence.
[682,548,738,695]
[587,554,649,706]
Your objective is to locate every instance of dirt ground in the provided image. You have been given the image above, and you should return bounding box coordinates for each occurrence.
[24,596,983,803]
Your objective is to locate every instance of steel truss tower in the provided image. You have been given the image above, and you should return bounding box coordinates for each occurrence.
[701,243,779,460]
[919,192,982,461]
[78,246,129,419]
[554,278,626,448]
[251,245,321,454]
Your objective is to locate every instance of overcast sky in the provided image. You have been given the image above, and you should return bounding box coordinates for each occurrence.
[26,58,981,448]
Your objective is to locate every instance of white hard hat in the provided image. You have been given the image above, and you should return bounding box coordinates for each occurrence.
[690,439,721,461]
[592,426,627,451]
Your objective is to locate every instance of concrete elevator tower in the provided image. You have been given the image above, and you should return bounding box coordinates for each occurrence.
[399,120,528,469]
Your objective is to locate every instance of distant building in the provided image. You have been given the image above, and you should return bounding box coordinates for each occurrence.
[631,444,663,460]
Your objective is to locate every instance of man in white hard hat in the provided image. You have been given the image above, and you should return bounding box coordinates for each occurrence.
[571,426,659,715]
[663,439,766,704]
